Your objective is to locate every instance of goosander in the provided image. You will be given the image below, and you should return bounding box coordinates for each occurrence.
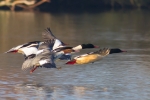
[53,43,99,60]
[22,42,72,73]
[53,43,98,52]
[5,28,66,59]
[19,28,67,73]
[22,42,56,73]
[21,43,98,73]
[66,48,127,65]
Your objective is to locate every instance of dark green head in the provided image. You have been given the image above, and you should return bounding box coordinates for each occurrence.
[109,48,127,54]
[81,44,99,49]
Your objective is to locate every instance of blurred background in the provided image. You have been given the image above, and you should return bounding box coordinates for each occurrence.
[1,0,150,100]
[0,0,150,12]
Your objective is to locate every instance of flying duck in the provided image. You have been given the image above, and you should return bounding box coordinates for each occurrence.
[5,28,66,60]
[53,43,99,60]
[22,42,56,73]
[22,41,73,73]
[20,28,68,73]
[66,48,127,65]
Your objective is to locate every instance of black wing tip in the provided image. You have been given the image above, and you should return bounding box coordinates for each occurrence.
[45,27,52,33]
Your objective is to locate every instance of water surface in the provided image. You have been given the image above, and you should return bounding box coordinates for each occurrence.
[0,10,150,100]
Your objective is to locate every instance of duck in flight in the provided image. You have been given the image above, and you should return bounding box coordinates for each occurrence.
[5,28,66,60]
[53,43,99,60]
[22,41,73,73]
[5,28,97,61]
[5,28,67,73]
[21,33,79,73]
[5,27,99,73]
[66,48,127,65]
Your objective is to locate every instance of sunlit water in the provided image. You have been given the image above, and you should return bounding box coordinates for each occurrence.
[0,9,150,100]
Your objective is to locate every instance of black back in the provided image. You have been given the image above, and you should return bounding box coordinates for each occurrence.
[53,47,72,52]
[21,41,41,48]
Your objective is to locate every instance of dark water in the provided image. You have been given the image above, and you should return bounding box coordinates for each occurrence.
[0,10,150,100]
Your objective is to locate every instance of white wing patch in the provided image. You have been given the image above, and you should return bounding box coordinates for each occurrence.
[39,59,48,65]
[36,49,44,55]
[20,47,38,56]
[53,39,64,50]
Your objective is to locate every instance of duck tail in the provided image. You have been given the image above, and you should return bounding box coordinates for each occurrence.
[95,48,110,56]
[66,59,76,65]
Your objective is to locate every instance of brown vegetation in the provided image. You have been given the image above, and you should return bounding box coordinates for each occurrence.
[0,0,50,11]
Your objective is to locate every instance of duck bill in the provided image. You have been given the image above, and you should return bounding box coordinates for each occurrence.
[121,50,127,52]
[94,46,99,48]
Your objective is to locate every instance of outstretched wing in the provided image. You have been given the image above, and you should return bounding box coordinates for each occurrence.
[42,27,56,43]
[93,48,110,56]
[5,41,41,53]
[39,53,56,68]
[22,58,33,71]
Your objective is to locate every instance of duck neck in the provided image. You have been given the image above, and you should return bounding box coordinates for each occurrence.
[72,45,82,50]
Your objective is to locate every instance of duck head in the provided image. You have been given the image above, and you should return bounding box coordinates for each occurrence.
[82,44,99,49]
[109,48,127,54]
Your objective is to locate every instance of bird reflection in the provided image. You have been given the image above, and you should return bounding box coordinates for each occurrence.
[14,82,53,99]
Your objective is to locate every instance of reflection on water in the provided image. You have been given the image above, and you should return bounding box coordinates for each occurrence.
[15,82,53,100]
[0,10,150,99]
[14,82,110,100]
